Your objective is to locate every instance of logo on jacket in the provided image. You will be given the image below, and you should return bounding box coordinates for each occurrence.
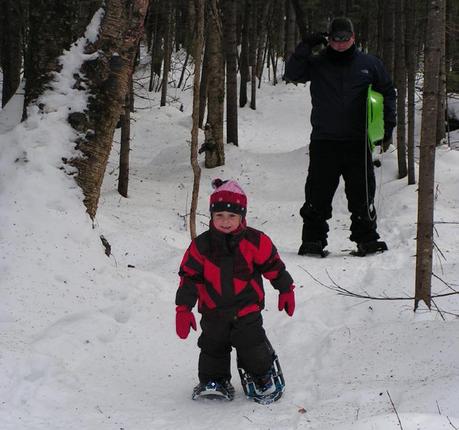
[361,69,369,74]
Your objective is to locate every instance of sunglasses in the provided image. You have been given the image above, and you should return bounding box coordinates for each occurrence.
[331,32,353,42]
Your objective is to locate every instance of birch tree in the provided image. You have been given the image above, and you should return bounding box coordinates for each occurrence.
[68,0,149,218]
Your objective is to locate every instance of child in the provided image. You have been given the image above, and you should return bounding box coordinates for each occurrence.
[175,179,295,401]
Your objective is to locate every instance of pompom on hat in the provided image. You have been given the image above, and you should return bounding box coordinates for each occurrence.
[209,179,247,217]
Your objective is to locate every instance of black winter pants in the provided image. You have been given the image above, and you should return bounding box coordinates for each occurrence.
[197,311,274,383]
[300,139,380,246]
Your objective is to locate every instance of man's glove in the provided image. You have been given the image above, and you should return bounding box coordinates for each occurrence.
[176,305,197,339]
[303,32,328,48]
[382,126,394,153]
[278,285,295,317]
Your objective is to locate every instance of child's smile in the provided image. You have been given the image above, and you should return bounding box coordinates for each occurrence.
[212,211,242,233]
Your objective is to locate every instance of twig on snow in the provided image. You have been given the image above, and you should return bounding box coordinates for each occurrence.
[298,266,459,301]
[431,299,446,321]
[447,416,459,430]
[386,390,404,430]
[437,400,459,430]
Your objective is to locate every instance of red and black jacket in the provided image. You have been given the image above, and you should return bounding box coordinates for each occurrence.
[176,223,294,318]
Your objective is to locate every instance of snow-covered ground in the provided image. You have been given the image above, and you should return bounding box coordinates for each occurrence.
[1,39,459,429]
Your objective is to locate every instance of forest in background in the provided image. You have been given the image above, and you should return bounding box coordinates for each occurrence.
[1,1,458,188]
[0,0,458,305]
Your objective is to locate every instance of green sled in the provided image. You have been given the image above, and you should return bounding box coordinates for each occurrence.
[367,84,384,150]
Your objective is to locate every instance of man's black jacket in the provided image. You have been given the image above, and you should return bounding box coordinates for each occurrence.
[285,43,396,142]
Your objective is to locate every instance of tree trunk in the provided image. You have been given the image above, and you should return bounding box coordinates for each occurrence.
[0,0,23,107]
[198,40,209,128]
[268,0,284,85]
[394,0,407,179]
[204,0,225,168]
[118,74,132,198]
[284,0,296,62]
[414,0,444,311]
[69,0,149,219]
[435,0,446,146]
[190,0,204,239]
[405,0,416,185]
[365,0,379,54]
[239,0,249,108]
[249,0,257,110]
[160,1,173,107]
[177,51,190,89]
[376,0,384,58]
[175,0,185,51]
[289,0,307,41]
[147,0,162,92]
[446,0,459,74]
[222,0,238,146]
[255,0,271,78]
[381,0,395,81]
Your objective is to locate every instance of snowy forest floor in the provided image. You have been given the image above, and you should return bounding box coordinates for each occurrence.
[1,59,459,430]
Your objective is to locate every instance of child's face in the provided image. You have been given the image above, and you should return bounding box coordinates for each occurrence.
[212,211,242,233]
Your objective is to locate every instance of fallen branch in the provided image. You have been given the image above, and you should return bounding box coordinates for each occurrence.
[387,390,404,430]
[436,400,459,430]
[447,416,459,430]
[433,272,459,291]
[298,266,459,301]
[298,266,459,317]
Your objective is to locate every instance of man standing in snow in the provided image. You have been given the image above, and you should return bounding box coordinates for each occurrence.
[285,17,396,257]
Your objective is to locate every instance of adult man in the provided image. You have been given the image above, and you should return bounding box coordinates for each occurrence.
[285,17,396,257]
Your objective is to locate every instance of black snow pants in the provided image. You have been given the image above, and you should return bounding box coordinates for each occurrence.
[300,139,380,246]
[197,311,273,383]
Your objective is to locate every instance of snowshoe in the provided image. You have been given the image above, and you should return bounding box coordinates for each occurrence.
[238,354,285,405]
[191,380,235,401]
[298,241,329,258]
[351,240,388,257]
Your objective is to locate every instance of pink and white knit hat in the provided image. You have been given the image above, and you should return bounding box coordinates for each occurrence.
[209,179,247,217]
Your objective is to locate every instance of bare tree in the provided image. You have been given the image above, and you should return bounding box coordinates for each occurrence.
[190,0,204,239]
[394,0,407,179]
[405,0,416,185]
[222,0,238,145]
[203,0,225,168]
[435,0,446,146]
[381,0,395,81]
[118,74,133,198]
[239,0,250,108]
[365,1,379,55]
[285,0,296,61]
[415,0,444,311]
[160,0,173,106]
[198,40,209,128]
[248,0,257,110]
[146,0,163,92]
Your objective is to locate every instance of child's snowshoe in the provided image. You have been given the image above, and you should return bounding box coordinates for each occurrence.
[191,380,235,401]
[238,354,285,405]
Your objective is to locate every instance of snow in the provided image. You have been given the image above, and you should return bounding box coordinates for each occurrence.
[1,38,459,430]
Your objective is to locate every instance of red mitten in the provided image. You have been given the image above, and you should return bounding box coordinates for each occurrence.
[278,286,295,317]
[176,305,197,339]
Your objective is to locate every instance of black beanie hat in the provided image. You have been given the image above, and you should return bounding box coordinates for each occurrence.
[329,17,354,40]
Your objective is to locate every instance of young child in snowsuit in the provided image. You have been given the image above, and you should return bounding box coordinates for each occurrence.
[175,178,296,399]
